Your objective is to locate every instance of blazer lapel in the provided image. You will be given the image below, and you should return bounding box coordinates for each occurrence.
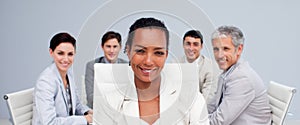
[68,73,76,115]
[53,63,71,115]
[160,77,188,124]
[55,71,69,114]
[121,84,139,117]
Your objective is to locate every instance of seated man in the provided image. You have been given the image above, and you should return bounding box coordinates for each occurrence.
[85,31,127,108]
[209,25,272,125]
[177,30,219,113]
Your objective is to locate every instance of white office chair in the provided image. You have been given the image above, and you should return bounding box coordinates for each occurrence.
[3,88,34,125]
[268,81,296,125]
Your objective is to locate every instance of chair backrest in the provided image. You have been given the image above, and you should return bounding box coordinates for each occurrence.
[3,88,34,125]
[268,81,296,125]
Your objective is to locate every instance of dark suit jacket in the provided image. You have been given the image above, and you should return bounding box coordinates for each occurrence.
[85,56,128,108]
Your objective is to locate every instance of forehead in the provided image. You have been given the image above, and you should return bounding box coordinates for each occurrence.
[55,42,75,50]
[104,38,120,45]
[132,28,167,47]
[184,36,201,43]
[212,37,234,47]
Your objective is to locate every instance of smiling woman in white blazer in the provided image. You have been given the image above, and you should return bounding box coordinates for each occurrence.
[94,17,209,125]
[32,32,93,125]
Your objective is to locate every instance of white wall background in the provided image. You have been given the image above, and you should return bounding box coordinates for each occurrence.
[1,0,299,121]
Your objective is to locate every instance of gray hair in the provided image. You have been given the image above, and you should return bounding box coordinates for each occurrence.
[211,25,245,48]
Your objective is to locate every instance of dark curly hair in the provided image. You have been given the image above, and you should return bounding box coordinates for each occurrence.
[124,17,169,53]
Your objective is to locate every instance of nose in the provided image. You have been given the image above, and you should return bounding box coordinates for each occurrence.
[109,47,114,52]
[188,44,194,51]
[217,49,224,59]
[144,53,154,66]
[62,54,69,61]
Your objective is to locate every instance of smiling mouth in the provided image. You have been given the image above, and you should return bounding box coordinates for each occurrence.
[187,51,194,56]
[139,66,156,75]
[108,54,116,57]
[60,63,69,68]
[218,58,227,64]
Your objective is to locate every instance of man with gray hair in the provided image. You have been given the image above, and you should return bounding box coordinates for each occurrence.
[209,25,271,125]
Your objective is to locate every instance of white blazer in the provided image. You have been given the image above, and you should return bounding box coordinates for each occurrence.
[33,63,90,125]
[93,64,209,125]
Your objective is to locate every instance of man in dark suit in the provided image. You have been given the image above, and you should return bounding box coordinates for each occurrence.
[85,31,128,108]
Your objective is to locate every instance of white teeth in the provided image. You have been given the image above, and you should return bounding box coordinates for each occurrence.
[144,70,151,73]
[61,63,68,67]
[139,66,156,73]
[219,58,226,61]
[219,61,225,64]
[218,58,226,64]
[140,68,154,73]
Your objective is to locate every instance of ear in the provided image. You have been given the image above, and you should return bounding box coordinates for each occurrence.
[125,45,130,58]
[49,48,54,57]
[125,45,131,66]
[237,44,243,56]
[166,50,169,58]
[200,43,203,49]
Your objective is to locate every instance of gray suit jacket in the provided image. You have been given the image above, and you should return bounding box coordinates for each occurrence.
[209,59,272,125]
[33,63,90,125]
[85,56,127,108]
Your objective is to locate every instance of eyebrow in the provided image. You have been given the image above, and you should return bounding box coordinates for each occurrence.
[185,41,200,43]
[134,44,166,50]
[56,49,74,53]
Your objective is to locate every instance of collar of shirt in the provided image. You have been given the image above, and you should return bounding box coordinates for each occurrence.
[220,58,244,79]
[184,55,202,68]
[122,74,175,101]
[103,57,119,63]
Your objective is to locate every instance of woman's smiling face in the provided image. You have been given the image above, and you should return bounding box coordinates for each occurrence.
[50,42,75,75]
[127,28,168,84]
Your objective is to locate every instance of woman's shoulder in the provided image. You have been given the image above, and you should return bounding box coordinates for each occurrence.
[36,64,60,88]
